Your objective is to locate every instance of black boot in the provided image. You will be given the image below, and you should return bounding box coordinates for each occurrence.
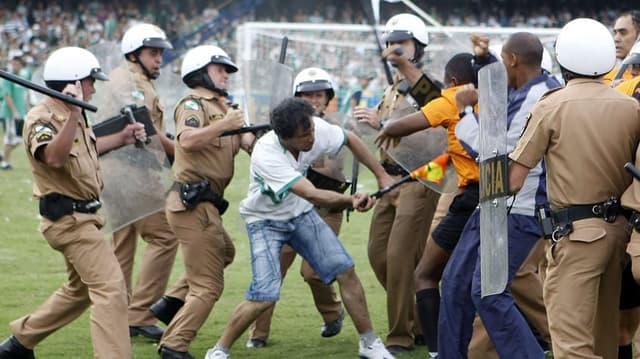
[129,325,164,341]
[0,336,35,359]
[159,345,194,359]
[150,296,185,326]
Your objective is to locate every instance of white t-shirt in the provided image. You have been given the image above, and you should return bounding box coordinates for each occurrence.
[239,117,347,223]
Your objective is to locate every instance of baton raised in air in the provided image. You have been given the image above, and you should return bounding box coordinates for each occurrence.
[0,68,97,112]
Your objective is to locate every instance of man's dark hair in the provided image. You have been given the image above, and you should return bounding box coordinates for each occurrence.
[270,97,314,139]
[619,10,640,34]
[443,53,476,87]
[503,32,543,68]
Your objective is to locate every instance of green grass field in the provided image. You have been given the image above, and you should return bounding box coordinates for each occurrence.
[0,147,429,358]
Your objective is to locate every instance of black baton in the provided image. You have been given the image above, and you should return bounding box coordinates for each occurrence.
[0,69,97,112]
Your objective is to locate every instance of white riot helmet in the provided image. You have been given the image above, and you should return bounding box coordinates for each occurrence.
[292,67,335,103]
[181,45,238,79]
[121,23,172,56]
[554,18,615,77]
[622,41,640,65]
[181,45,237,93]
[382,13,429,46]
[43,47,108,89]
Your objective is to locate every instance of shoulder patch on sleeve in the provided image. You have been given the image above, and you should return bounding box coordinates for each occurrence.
[185,117,200,128]
[34,125,54,143]
[132,90,145,101]
[184,100,200,111]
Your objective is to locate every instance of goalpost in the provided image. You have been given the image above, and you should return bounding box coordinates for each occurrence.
[235,22,561,111]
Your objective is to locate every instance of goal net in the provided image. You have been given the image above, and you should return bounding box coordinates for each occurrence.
[234,22,561,113]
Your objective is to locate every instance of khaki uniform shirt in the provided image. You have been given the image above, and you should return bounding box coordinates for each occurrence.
[166,88,239,212]
[108,62,165,132]
[377,74,412,164]
[511,78,640,209]
[24,97,102,200]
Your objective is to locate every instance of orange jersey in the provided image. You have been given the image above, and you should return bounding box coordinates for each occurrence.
[603,65,634,86]
[421,85,479,188]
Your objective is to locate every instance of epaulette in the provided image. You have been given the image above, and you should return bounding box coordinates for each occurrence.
[538,87,562,101]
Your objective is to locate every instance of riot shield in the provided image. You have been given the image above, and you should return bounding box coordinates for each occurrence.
[385,97,458,194]
[155,65,190,135]
[90,43,173,234]
[478,62,509,297]
[238,60,294,125]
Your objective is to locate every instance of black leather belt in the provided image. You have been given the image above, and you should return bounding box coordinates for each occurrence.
[39,193,101,221]
[173,180,228,215]
[552,198,627,224]
[381,162,409,177]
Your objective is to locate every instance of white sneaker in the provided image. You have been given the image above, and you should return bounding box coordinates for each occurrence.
[204,348,229,359]
[359,337,395,359]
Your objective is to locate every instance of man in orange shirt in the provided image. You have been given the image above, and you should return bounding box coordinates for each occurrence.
[376,53,480,358]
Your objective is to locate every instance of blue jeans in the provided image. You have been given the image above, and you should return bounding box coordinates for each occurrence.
[438,210,544,359]
[244,210,354,302]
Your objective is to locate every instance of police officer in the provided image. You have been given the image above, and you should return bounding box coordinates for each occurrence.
[509,18,640,358]
[247,67,346,348]
[108,22,178,341]
[438,32,560,358]
[353,13,441,354]
[0,46,146,358]
[157,45,250,359]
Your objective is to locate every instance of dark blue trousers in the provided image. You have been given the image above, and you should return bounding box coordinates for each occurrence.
[438,210,544,359]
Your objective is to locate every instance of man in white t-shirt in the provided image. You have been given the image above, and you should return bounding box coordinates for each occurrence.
[205,97,395,359]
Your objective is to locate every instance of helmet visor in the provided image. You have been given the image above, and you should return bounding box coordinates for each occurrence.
[623,53,640,65]
[383,30,413,43]
[295,80,332,94]
[212,55,238,73]
[90,67,109,81]
[142,37,173,50]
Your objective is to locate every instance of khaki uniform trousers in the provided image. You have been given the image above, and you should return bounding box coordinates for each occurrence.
[112,210,178,326]
[162,202,235,351]
[250,207,344,340]
[11,214,131,358]
[369,180,440,347]
[545,217,628,359]
[468,239,550,358]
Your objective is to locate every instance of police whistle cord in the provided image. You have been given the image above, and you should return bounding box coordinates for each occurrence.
[220,123,271,137]
[122,105,151,147]
[0,68,97,112]
[358,153,450,208]
[625,162,640,181]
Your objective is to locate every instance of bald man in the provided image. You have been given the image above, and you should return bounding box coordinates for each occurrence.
[438,32,560,358]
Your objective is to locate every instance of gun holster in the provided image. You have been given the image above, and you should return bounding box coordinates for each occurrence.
[39,193,102,221]
[176,180,228,215]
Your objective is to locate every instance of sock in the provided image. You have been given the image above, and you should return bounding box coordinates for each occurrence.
[618,344,632,359]
[359,331,377,347]
[416,288,440,353]
[214,343,230,354]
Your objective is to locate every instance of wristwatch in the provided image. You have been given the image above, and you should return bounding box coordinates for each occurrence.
[458,105,474,119]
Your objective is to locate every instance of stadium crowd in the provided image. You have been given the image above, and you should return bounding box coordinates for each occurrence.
[0,0,636,69]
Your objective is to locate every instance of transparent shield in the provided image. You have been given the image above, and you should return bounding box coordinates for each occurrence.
[478,62,509,297]
[385,98,458,194]
[89,42,173,234]
[237,60,294,125]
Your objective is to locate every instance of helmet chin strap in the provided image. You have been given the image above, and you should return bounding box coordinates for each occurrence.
[132,53,159,80]
[200,71,228,97]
